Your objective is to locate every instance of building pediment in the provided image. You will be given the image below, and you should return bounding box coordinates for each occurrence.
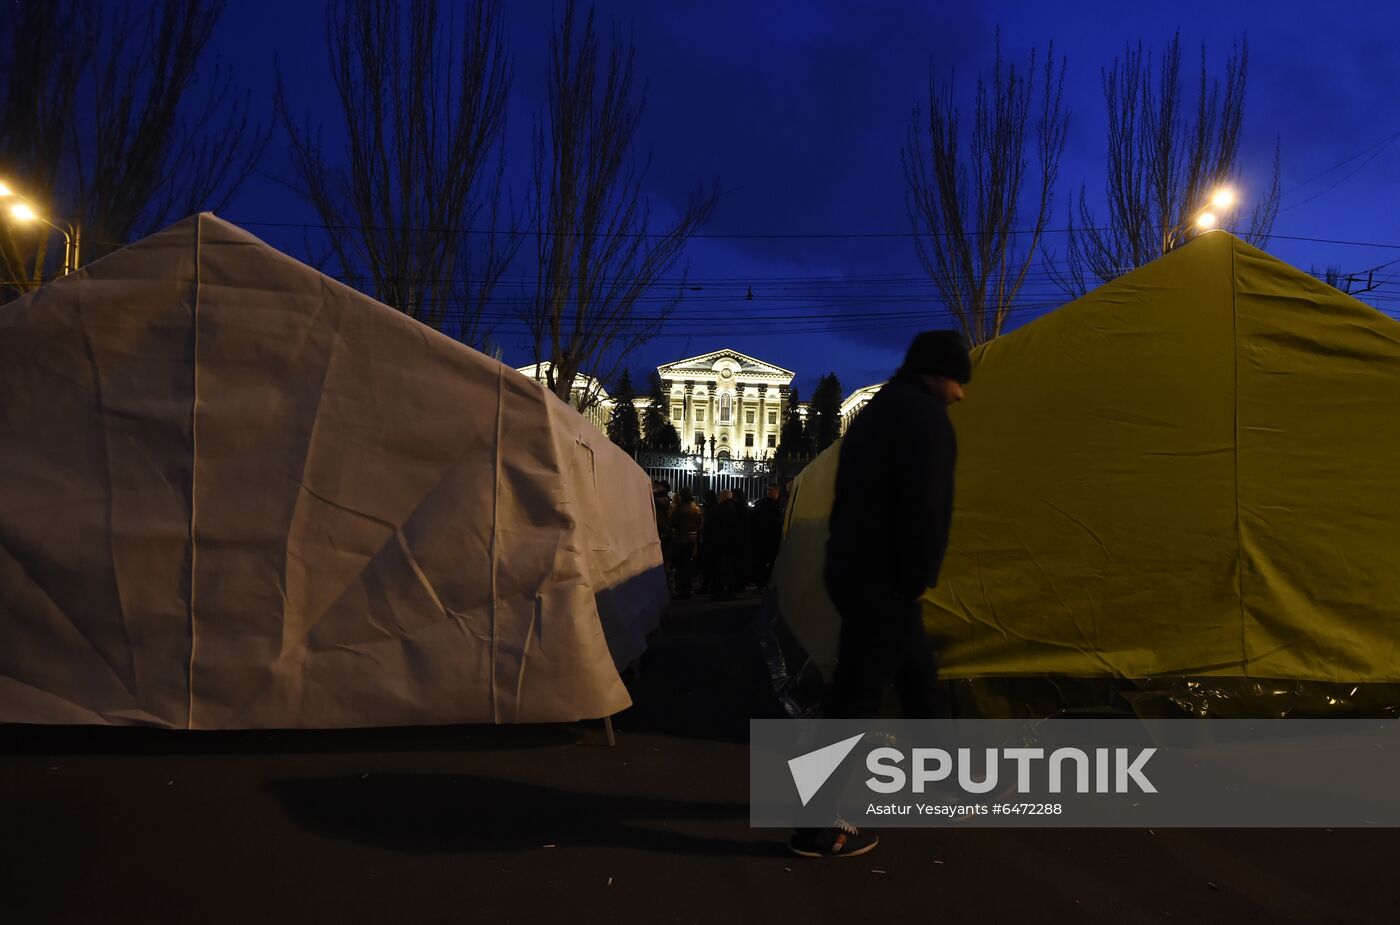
[840,382,885,417]
[658,347,795,381]
[515,362,611,400]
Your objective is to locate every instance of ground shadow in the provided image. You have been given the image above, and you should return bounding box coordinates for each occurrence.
[0,721,591,756]
[268,772,783,858]
[616,598,789,744]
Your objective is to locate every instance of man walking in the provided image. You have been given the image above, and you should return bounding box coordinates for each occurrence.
[788,329,970,859]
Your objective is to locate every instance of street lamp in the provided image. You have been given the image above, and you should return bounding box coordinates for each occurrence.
[0,181,79,275]
[1165,186,1235,252]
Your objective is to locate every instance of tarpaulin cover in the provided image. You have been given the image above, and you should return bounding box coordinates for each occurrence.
[774,232,1400,711]
[0,213,666,729]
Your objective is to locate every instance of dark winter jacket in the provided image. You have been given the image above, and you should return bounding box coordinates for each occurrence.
[751,496,784,555]
[823,371,957,605]
[709,499,739,554]
[654,492,672,541]
[669,501,703,543]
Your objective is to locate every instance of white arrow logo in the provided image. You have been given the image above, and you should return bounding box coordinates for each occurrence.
[787,733,866,806]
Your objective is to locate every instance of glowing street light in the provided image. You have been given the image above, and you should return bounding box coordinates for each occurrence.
[1165,186,1237,251]
[0,178,80,275]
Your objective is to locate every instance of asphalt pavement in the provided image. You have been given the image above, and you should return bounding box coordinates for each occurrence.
[3,591,1395,924]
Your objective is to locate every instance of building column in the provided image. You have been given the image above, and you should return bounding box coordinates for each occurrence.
[743,390,755,457]
[682,382,694,450]
[707,389,717,450]
[776,385,790,452]
[758,386,768,458]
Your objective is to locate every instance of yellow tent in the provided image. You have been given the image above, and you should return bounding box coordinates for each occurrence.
[775,232,1400,699]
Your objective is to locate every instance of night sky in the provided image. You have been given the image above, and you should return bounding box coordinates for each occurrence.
[217,0,1400,396]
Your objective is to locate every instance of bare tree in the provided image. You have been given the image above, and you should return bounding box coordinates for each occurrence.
[80,1,267,254]
[1055,35,1282,295]
[279,0,515,346]
[0,0,266,299]
[0,0,83,290]
[1311,264,1349,293]
[902,35,1069,346]
[523,0,719,403]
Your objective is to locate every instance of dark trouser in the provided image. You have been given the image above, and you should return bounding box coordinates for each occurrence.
[670,539,697,596]
[795,588,942,834]
[752,587,805,717]
[712,551,736,597]
[699,541,714,592]
[823,588,943,719]
[752,543,778,588]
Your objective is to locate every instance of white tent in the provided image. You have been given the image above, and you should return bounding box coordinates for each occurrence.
[0,214,666,729]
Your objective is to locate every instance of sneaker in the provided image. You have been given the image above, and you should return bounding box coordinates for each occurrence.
[787,818,879,858]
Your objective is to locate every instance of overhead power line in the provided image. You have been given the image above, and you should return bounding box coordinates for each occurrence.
[230,218,1400,250]
[1281,126,1400,211]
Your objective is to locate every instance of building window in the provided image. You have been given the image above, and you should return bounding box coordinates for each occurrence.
[694,432,703,447]
[672,405,682,420]
[746,410,755,424]
[745,434,754,448]
[720,393,732,423]
[768,411,777,425]
[696,408,705,422]
[767,434,776,448]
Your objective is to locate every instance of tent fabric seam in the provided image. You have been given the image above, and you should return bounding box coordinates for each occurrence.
[489,364,505,723]
[187,213,204,730]
[1231,237,1248,678]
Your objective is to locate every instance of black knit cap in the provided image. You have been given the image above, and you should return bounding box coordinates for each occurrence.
[899,329,972,384]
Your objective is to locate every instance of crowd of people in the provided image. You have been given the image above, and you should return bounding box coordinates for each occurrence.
[651,480,786,599]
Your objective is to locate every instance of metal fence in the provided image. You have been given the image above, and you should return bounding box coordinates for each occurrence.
[635,451,817,500]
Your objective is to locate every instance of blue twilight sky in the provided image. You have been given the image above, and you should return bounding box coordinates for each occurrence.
[215,0,1400,396]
